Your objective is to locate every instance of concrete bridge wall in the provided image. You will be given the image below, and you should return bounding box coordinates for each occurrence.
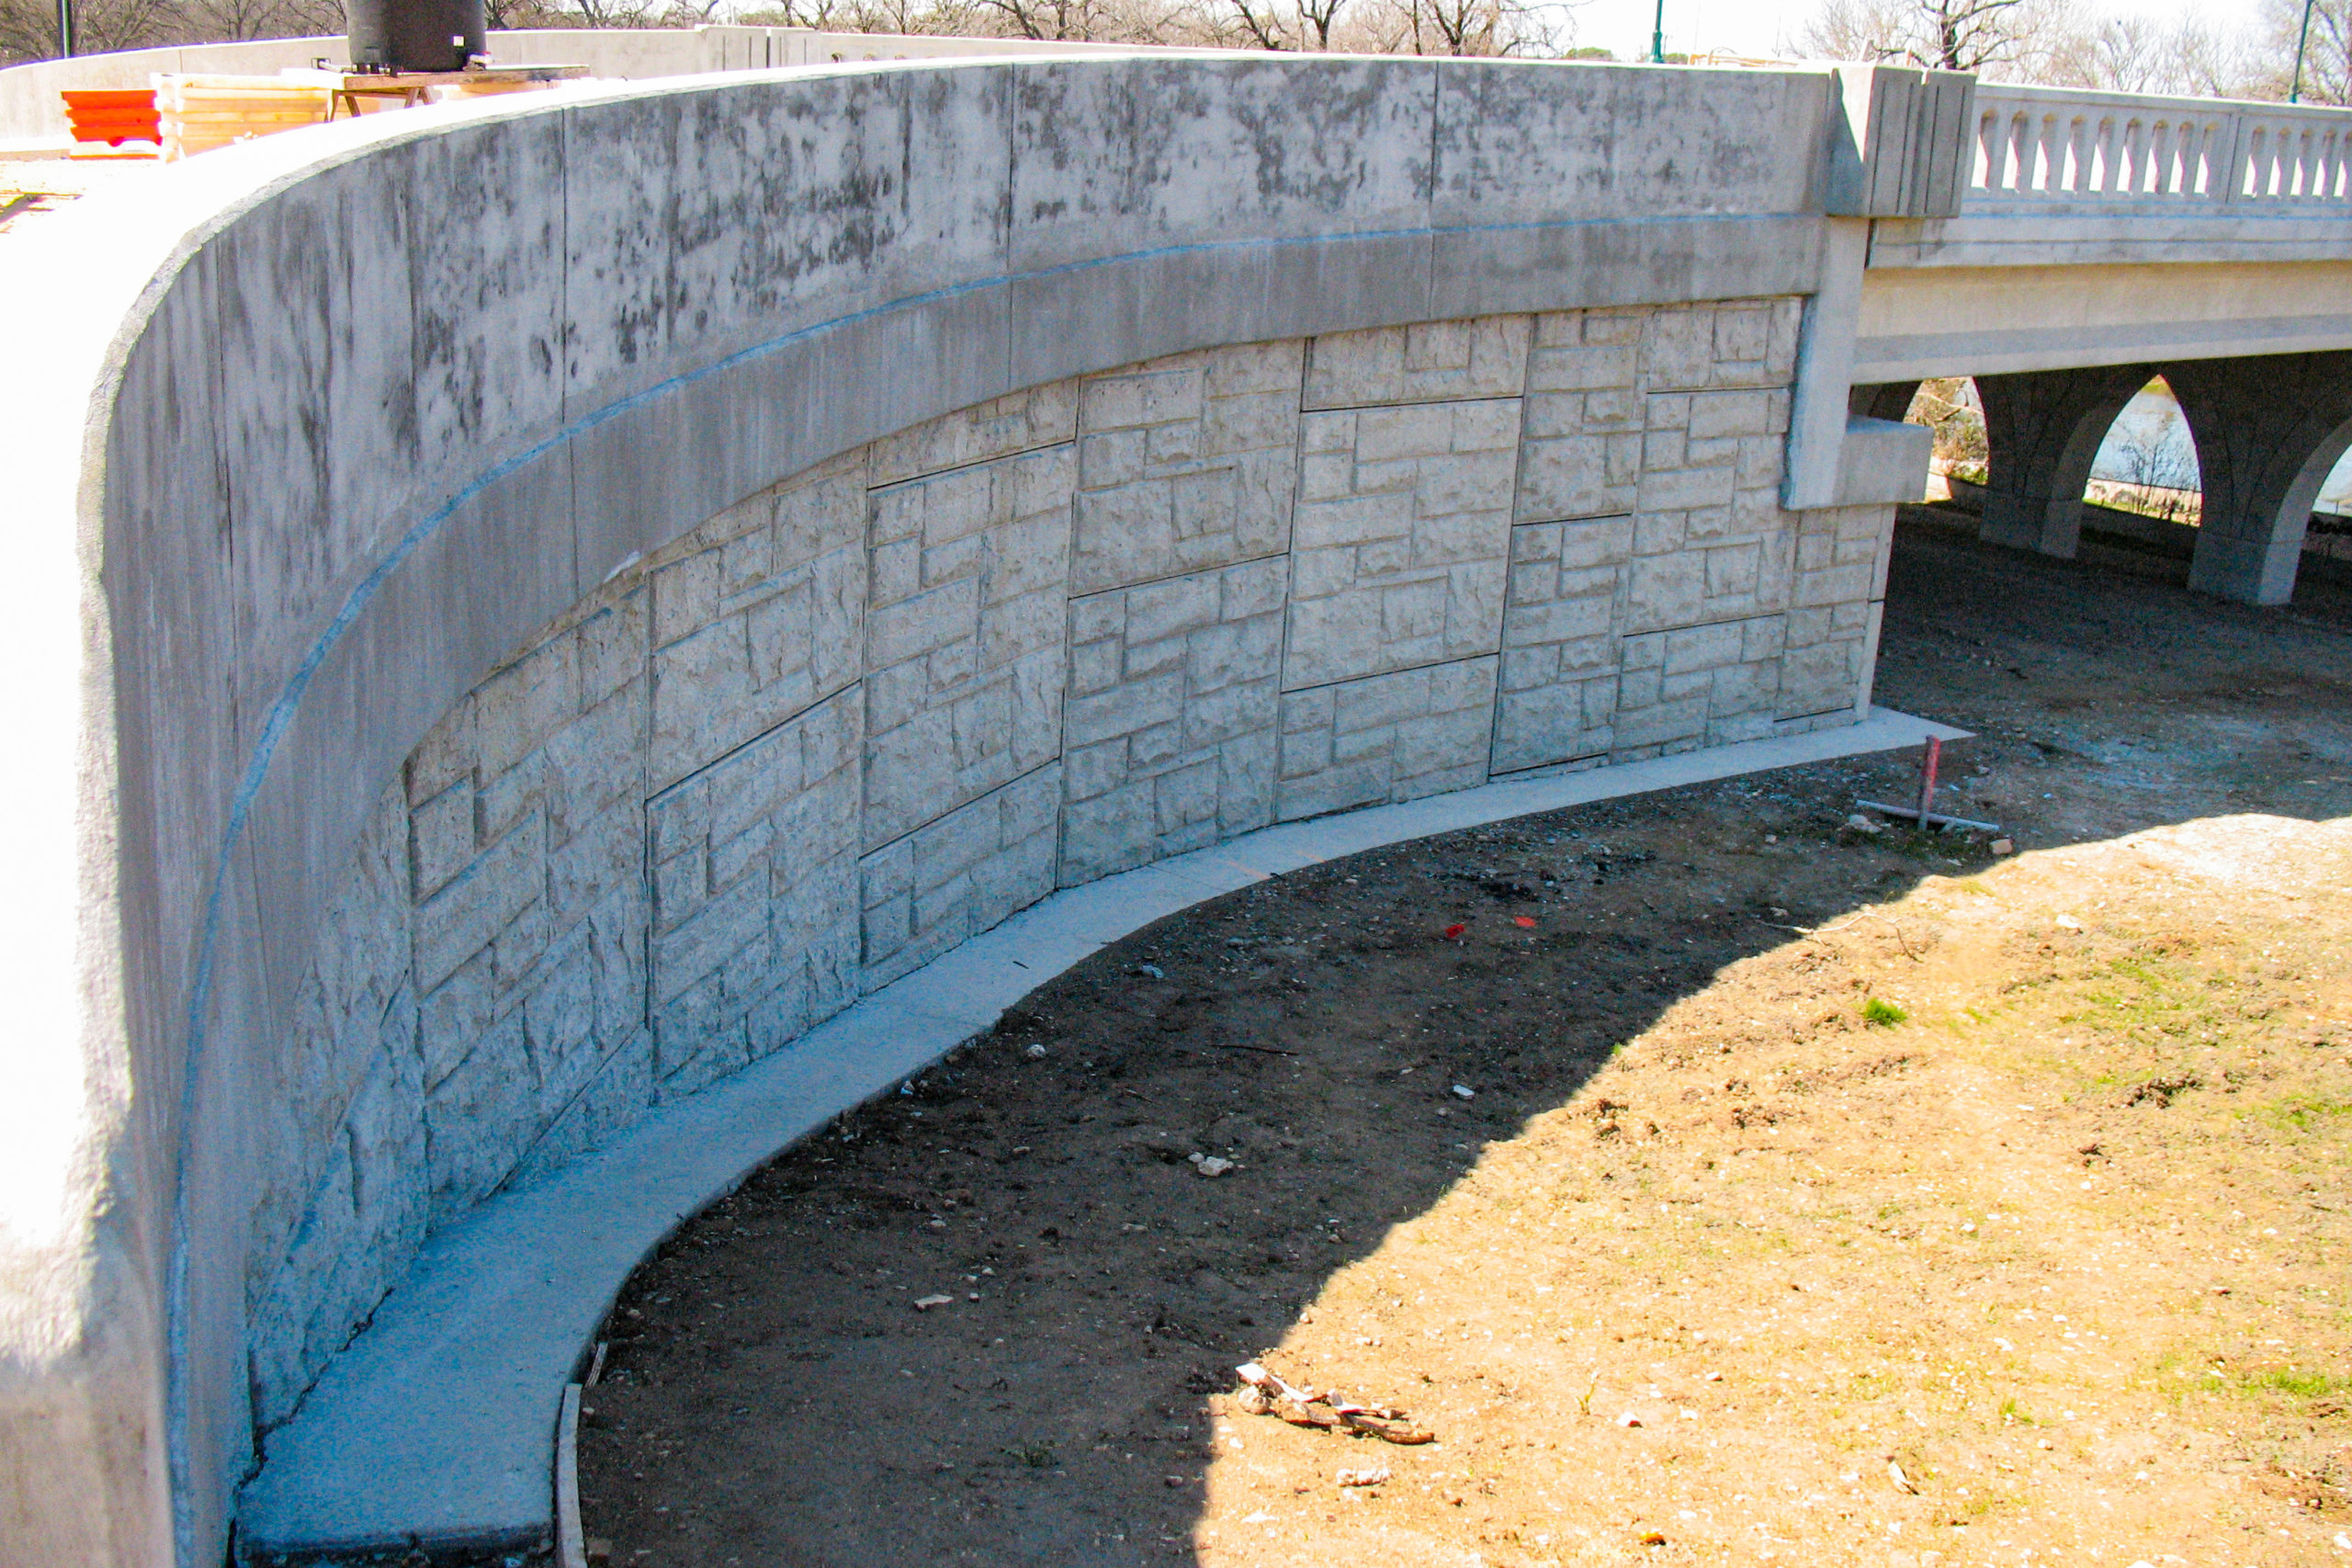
[0,53,1954,1567]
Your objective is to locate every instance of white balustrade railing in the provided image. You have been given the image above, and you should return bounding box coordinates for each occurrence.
[1967,83,2352,211]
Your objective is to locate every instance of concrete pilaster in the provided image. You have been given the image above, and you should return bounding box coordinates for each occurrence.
[2165,351,2352,606]
[1973,364,2155,558]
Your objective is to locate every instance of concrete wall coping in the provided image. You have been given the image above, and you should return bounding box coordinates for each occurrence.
[236,706,1968,1562]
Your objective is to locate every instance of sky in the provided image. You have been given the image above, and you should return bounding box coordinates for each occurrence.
[1561,0,2245,64]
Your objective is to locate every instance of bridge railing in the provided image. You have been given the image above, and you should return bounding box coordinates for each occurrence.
[1967,83,2352,212]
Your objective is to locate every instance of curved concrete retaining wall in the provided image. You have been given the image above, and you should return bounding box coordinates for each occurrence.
[0,52,1946,1567]
[249,299,1890,1440]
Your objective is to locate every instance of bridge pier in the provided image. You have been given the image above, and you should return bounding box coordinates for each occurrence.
[1848,381,1919,424]
[2165,352,2352,606]
[1972,366,2154,559]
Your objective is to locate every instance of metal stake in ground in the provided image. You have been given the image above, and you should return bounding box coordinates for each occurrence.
[1858,737,2001,833]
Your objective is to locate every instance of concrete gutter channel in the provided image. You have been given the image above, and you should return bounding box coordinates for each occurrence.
[233,709,1964,1565]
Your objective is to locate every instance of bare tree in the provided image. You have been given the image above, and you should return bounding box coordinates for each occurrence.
[2256,0,2352,103]
[1788,0,2021,72]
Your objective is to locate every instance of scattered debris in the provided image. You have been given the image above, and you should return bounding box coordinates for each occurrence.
[913,1294,954,1311]
[1615,1411,1644,1427]
[1024,1043,1048,1060]
[2055,913,2084,931]
[1189,1153,1237,1177]
[1886,1456,1918,1494]
[1844,813,1886,835]
[1451,1084,1476,1100]
[1335,1463,1391,1488]
[1233,1363,1434,1444]
[1136,963,1165,979]
[1512,915,1538,929]
[1441,923,1467,941]
[1639,1530,1668,1547]
[2124,1074,2201,1109]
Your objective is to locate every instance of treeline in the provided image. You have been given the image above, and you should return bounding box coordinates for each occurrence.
[2,0,2334,111]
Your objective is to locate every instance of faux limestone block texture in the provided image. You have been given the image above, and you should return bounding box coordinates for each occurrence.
[253,299,1898,1445]
[1514,302,1801,528]
[1302,316,1532,411]
[1780,504,1896,721]
[864,442,1073,851]
[1071,341,1304,594]
[647,451,867,795]
[1286,399,1522,691]
[646,689,862,1099]
[1276,657,1499,821]
[1492,517,1632,773]
[245,784,424,1437]
[1059,558,1285,886]
[860,765,1061,988]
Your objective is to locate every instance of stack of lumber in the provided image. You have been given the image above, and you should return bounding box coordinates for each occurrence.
[156,75,333,161]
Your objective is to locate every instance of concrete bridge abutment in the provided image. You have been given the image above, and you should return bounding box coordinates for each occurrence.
[2166,352,2352,606]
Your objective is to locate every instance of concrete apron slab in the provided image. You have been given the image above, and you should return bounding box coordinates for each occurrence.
[234,705,1969,1565]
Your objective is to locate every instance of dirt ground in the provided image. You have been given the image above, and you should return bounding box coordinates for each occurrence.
[579,512,2352,1568]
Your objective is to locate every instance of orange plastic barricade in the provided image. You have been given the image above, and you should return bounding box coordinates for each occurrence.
[62,88,162,152]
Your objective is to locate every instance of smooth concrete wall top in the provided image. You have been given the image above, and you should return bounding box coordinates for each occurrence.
[0,53,1867,1567]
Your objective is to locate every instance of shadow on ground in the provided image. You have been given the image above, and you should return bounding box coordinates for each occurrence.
[576,514,2352,1565]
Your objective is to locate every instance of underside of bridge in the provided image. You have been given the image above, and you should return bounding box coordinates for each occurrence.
[1853,350,2352,607]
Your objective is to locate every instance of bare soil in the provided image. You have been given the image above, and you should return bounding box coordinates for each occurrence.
[580,513,2352,1567]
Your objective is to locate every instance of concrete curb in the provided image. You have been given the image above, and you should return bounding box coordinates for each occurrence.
[235,705,1968,1562]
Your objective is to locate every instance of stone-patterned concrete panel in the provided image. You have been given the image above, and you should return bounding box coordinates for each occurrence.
[870,381,1080,488]
[865,444,1074,849]
[1614,613,1790,754]
[1060,558,1285,886]
[1491,517,1630,773]
[1515,307,1647,523]
[646,688,862,1096]
[1286,399,1521,690]
[1276,656,1499,820]
[1070,341,1303,594]
[244,783,424,1435]
[1303,316,1531,410]
[648,450,867,794]
[860,765,1061,988]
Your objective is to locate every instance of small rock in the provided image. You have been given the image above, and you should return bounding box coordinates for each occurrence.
[913,1294,953,1311]
[1990,838,2014,856]
[1845,813,1884,834]
[1188,1154,1236,1178]
[1452,1084,1476,1100]
[1615,1411,1644,1427]
[1137,964,1164,979]
[1335,1464,1390,1488]
[2055,913,2083,930]
[1024,1043,1048,1060]
[1639,1531,1668,1547]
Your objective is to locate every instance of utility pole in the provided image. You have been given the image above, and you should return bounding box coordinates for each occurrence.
[55,0,73,57]
[2292,0,2315,102]
[1650,0,1665,62]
